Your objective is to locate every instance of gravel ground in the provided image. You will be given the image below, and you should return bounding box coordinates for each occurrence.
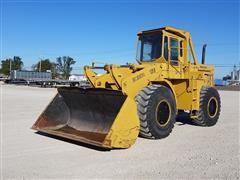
[0,84,239,179]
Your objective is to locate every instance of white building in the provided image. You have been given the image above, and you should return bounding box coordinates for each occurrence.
[69,74,87,81]
[230,65,240,81]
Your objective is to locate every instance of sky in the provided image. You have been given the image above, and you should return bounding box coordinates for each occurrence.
[1,0,239,78]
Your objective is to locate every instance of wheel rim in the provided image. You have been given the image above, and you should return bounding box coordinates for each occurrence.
[156,100,171,127]
[207,97,218,118]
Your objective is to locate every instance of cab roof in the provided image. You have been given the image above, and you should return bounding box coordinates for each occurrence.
[137,26,190,39]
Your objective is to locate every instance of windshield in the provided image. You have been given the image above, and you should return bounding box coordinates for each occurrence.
[137,33,162,62]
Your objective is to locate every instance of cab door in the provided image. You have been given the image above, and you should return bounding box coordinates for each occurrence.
[163,34,184,79]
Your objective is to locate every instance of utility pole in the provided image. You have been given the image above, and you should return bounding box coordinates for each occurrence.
[9,59,12,75]
[39,60,41,72]
[39,58,42,72]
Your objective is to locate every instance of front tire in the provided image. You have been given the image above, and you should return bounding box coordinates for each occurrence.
[135,85,177,139]
[194,87,221,126]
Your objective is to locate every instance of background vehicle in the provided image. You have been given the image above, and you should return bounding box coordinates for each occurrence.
[5,70,89,87]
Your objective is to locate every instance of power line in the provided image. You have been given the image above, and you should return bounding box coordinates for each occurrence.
[2,42,239,57]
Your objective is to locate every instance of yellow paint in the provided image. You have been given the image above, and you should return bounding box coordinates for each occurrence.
[83,26,215,148]
[103,97,139,148]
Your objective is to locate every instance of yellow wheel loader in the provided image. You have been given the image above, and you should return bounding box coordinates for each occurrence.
[32,26,221,149]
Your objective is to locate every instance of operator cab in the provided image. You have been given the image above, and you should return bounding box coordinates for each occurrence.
[136,27,185,66]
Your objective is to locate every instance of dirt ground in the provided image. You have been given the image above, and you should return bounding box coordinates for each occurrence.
[0,84,239,179]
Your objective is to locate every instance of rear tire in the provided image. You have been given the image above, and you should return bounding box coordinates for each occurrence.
[194,87,221,126]
[135,85,176,139]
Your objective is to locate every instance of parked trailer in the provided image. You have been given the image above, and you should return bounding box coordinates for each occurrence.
[10,70,52,80]
[5,70,52,85]
[5,70,90,88]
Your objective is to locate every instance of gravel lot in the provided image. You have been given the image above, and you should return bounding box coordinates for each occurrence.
[1,84,239,179]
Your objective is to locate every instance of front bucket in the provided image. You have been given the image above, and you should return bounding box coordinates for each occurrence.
[32,87,139,149]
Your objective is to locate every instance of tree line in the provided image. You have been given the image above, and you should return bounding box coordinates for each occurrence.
[0,56,76,79]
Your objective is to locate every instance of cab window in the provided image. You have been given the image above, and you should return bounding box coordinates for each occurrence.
[164,36,168,60]
[137,33,163,62]
[170,38,179,61]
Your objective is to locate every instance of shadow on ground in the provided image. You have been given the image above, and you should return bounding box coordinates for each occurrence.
[175,112,199,126]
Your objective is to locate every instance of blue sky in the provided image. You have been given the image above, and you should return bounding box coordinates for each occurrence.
[1,0,239,78]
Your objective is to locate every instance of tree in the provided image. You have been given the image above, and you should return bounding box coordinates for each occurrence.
[32,59,59,79]
[32,59,54,72]
[56,56,76,79]
[0,56,23,75]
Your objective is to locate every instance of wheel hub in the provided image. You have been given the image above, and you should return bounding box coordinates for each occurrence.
[156,100,171,127]
[207,97,218,118]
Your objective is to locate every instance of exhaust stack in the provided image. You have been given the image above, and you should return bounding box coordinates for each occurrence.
[201,44,207,64]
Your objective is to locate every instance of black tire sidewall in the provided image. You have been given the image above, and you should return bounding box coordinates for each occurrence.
[200,87,221,126]
[146,86,176,138]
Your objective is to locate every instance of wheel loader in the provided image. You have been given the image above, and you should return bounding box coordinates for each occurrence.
[32,26,221,149]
